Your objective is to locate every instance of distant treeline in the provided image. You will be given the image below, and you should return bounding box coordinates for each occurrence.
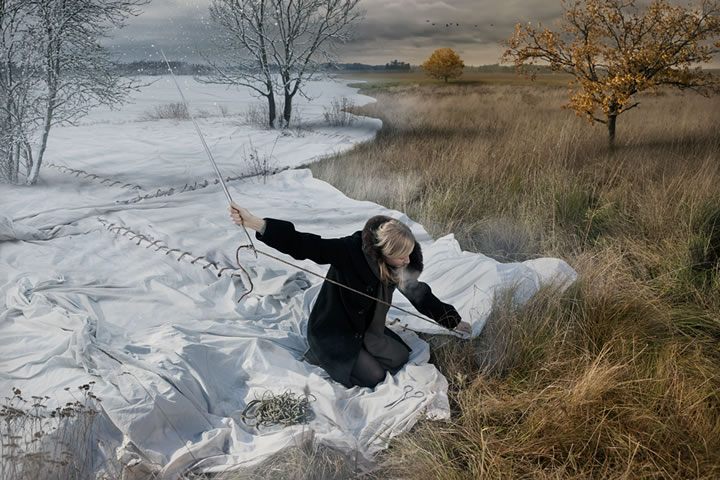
[331,63,556,74]
[112,61,213,76]
[112,60,416,75]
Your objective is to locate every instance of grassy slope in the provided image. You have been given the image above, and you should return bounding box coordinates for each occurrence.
[307,77,720,479]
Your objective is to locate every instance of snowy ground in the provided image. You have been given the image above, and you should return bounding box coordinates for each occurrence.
[0,76,576,478]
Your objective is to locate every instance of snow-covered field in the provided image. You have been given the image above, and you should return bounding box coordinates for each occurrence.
[0,77,576,478]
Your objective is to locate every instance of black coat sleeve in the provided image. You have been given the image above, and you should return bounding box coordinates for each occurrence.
[255,218,351,268]
[398,279,462,329]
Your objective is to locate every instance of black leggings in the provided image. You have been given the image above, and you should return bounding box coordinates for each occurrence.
[349,342,410,388]
[349,348,387,388]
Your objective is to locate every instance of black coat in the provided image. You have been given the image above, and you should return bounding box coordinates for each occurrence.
[256,216,462,387]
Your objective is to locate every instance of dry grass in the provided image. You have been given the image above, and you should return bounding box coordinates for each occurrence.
[190,441,363,480]
[0,383,119,479]
[298,82,720,478]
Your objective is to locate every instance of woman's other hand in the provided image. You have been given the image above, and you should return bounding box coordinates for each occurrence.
[454,321,472,337]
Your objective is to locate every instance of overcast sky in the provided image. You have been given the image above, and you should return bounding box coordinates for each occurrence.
[106,0,570,65]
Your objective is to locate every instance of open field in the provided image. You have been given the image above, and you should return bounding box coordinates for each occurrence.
[337,71,576,90]
[291,82,720,478]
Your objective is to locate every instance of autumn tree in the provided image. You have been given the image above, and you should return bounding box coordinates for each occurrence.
[422,48,464,82]
[503,0,720,145]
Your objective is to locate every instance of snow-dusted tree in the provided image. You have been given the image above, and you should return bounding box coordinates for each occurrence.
[208,0,279,128]
[271,0,362,127]
[0,0,42,184]
[208,0,362,128]
[0,0,147,185]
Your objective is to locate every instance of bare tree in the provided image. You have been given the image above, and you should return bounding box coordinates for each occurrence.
[0,0,147,185]
[208,0,279,128]
[208,0,362,128]
[270,0,362,127]
[0,0,43,184]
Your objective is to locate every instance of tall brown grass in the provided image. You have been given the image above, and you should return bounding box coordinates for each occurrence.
[297,83,720,478]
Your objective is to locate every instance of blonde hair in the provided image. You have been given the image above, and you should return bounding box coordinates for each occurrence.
[375,219,415,285]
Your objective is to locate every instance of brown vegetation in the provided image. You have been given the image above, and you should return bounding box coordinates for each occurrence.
[298,82,720,478]
[422,48,465,83]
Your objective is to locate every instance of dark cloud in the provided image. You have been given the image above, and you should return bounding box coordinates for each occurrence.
[105,0,566,65]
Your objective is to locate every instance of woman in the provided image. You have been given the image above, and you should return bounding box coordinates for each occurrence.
[230,203,471,388]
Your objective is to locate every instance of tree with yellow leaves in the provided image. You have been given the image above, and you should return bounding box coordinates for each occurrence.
[422,48,465,83]
[503,0,720,145]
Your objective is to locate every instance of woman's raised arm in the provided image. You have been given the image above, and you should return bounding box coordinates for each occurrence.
[229,202,266,232]
[229,202,350,267]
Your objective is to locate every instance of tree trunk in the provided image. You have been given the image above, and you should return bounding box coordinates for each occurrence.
[3,58,19,183]
[29,62,58,184]
[27,108,50,185]
[266,90,277,128]
[28,38,60,185]
[8,144,18,184]
[607,113,617,147]
[283,91,293,128]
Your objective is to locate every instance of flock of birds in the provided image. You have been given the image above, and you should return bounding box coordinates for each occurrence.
[426,20,494,27]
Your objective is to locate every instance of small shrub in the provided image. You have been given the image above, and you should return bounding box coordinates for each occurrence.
[140,102,190,121]
[323,96,357,127]
[554,184,594,232]
[243,139,278,183]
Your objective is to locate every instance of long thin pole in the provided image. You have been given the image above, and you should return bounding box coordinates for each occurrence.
[160,50,256,255]
[160,50,232,204]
